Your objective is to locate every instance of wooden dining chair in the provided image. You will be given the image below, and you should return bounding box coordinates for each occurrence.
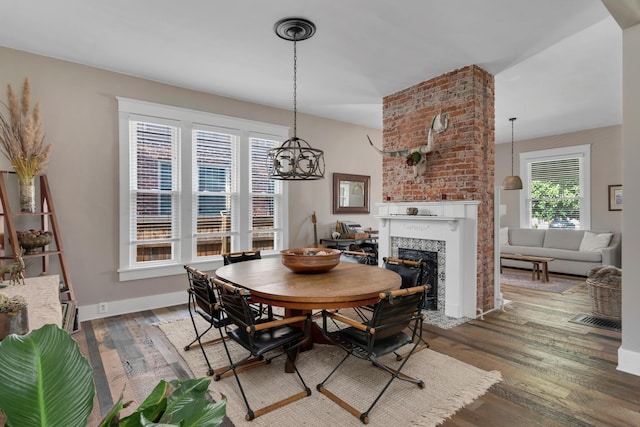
[317,285,428,424]
[211,278,312,421]
[183,265,231,376]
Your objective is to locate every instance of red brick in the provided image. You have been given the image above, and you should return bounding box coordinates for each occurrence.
[382,64,496,312]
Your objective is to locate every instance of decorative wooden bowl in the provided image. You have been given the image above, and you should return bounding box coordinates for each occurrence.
[17,230,53,255]
[280,248,341,274]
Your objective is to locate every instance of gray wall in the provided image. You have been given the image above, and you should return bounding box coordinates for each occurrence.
[495,125,623,233]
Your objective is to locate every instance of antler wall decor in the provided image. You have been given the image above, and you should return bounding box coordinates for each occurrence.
[367,112,448,177]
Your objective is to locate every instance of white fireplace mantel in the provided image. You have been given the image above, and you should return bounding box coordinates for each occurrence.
[376,201,479,319]
[377,215,461,231]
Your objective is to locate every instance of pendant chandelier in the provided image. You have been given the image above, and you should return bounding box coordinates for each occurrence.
[502,117,523,190]
[267,17,325,180]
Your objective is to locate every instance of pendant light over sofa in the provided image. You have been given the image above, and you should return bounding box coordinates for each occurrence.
[502,117,523,190]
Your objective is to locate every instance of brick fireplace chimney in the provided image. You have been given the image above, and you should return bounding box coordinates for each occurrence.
[382,65,495,313]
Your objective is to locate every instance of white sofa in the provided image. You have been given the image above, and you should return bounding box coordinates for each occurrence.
[500,228,621,276]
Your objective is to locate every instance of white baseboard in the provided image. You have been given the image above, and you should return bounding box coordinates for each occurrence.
[618,346,640,376]
[78,291,185,322]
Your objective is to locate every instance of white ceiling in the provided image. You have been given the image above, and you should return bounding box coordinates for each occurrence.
[0,1,622,143]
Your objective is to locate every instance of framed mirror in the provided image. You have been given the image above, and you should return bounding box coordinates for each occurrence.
[333,173,370,214]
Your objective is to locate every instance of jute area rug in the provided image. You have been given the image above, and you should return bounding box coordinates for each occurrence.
[501,268,586,294]
[155,317,501,427]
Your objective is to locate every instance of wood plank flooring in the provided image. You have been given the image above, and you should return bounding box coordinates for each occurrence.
[77,271,640,426]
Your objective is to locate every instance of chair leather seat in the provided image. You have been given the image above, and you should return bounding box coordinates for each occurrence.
[195,308,232,328]
[229,325,305,356]
[329,327,412,357]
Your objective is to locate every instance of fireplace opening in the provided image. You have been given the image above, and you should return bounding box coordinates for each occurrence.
[398,248,438,310]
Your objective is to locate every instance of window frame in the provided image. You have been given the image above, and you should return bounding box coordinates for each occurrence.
[518,144,591,230]
[118,97,289,281]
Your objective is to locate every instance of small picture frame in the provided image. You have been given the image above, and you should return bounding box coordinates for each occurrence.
[608,184,622,211]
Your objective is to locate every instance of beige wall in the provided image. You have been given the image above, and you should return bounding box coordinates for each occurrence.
[0,46,383,317]
[495,125,623,233]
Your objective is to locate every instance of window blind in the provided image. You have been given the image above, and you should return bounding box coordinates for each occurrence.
[118,97,289,279]
[129,120,179,263]
[250,137,279,250]
[529,157,582,228]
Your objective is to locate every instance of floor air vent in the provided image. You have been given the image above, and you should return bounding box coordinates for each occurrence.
[569,314,621,332]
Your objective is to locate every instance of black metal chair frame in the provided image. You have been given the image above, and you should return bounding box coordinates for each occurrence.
[211,278,312,421]
[340,249,378,266]
[183,265,231,376]
[383,257,425,288]
[221,250,261,265]
[317,285,428,424]
[380,258,431,359]
[352,257,422,314]
[221,250,279,320]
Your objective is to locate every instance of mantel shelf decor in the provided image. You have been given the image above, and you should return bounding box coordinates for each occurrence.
[0,77,52,212]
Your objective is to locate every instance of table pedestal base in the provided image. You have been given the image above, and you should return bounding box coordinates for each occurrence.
[284,309,332,373]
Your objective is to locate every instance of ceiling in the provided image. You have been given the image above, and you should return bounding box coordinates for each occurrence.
[0,1,623,143]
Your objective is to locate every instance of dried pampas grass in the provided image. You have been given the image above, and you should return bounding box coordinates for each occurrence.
[0,77,52,181]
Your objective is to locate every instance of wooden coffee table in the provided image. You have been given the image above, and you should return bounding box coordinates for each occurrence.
[500,253,555,282]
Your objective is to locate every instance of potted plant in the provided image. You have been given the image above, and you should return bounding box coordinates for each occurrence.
[0,324,226,426]
[0,77,52,212]
[0,292,28,339]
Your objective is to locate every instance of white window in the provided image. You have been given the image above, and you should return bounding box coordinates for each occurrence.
[519,144,590,230]
[118,98,289,281]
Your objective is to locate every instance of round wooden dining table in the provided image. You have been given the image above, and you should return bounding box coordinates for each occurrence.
[214,257,401,371]
[214,257,401,310]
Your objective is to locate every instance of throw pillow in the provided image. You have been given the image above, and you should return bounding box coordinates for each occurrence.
[579,231,613,253]
[499,227,509,245]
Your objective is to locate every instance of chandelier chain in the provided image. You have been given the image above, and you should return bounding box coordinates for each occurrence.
[268,17,324,180]
[511,118,514,175]
[293,37,297,138]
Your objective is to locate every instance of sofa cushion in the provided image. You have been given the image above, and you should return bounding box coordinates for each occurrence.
[543,229,585,250]
[503,245,602,263]
[508,228,546,247]
[579,231,613,253]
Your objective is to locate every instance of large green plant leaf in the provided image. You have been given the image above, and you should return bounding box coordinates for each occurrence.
[117,378,225,427]
[0,324,95,427]
[163,379,225,426]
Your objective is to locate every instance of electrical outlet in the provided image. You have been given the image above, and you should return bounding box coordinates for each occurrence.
[98,302,108,314]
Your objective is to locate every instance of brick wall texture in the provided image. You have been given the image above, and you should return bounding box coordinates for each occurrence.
[382,65,496,313]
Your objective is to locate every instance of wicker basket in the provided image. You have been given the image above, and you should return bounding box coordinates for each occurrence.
[586,278,621,321]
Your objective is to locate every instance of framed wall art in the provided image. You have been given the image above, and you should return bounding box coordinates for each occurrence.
[333,173,370,214]
[608,184,622,211]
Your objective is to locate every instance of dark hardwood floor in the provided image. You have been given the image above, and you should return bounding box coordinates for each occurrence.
[77,271,640,426]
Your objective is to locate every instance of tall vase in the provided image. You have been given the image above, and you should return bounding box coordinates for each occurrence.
[19,176,36,213]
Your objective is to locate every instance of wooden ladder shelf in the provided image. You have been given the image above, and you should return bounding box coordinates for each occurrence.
[0,171,77,332]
